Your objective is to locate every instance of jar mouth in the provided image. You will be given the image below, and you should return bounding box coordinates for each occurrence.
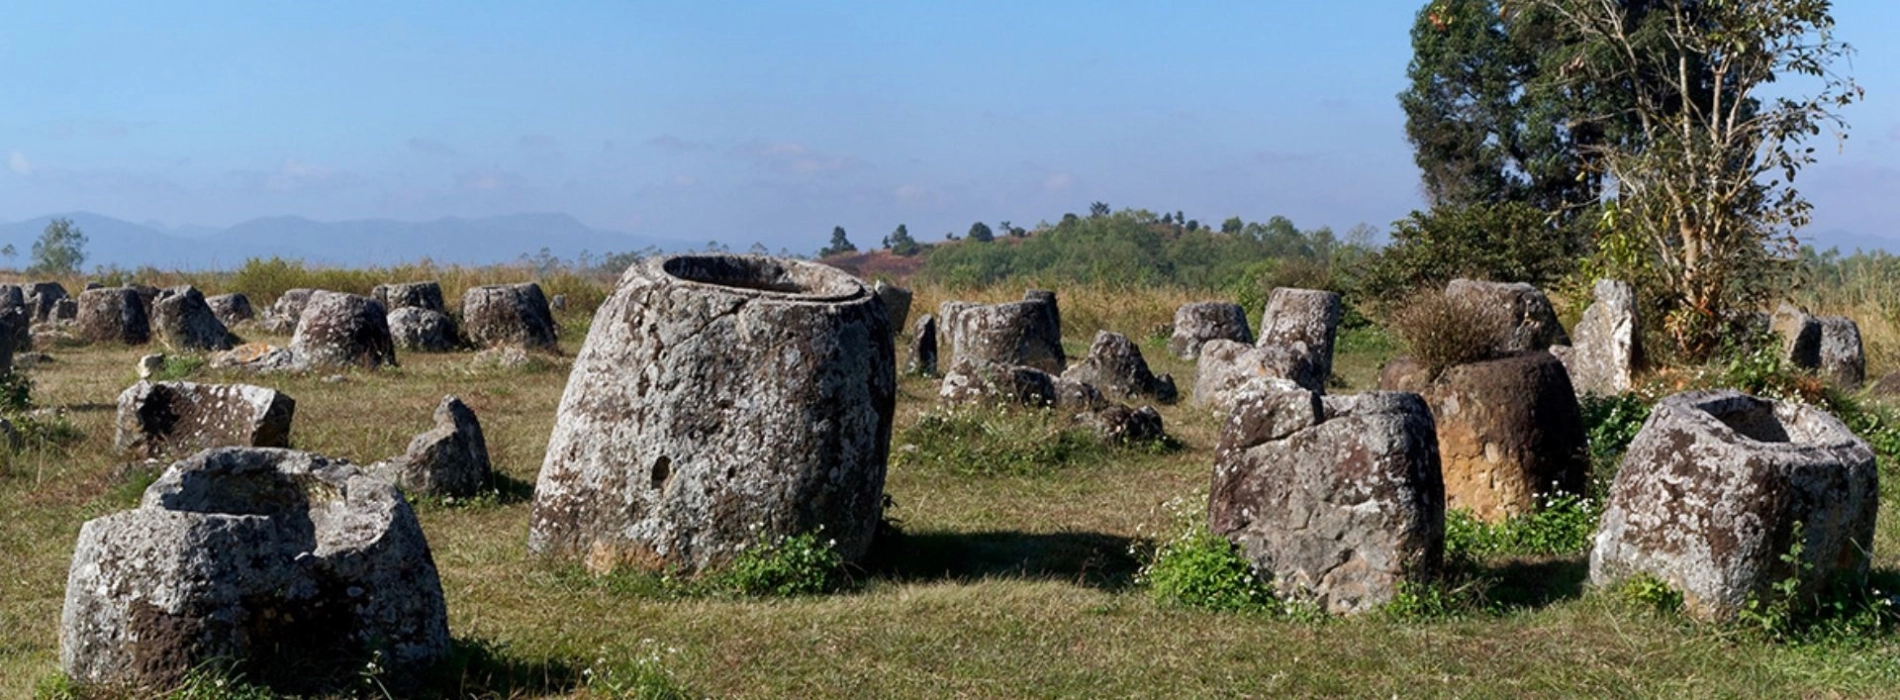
[660,254,863,300]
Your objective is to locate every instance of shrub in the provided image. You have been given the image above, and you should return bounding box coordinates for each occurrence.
[1135,494,1278,613]
[1444,493,1600,561]
[1613,573,1684,616]
[1386,286,1515,376]
[1579,393,1653,497]
[716,531,844,597]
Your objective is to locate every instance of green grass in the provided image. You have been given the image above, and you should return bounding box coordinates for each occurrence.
[5,283,1900,697]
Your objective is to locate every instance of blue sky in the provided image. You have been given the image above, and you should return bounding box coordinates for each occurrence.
[3,1,1897,254]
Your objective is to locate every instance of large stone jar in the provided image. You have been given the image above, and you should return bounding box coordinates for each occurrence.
[530,254,896,575]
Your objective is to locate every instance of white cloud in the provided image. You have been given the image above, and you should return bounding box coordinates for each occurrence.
[8,151,31,175]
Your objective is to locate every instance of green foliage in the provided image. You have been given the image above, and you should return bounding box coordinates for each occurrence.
[1358,202,1586,304]
[1381,579,1490,621]
[966,221,994,243]
[716,531,844,597]
[146,355,208,383]
[1578,392,1652,496]
[1385,286,1514,376]
[30,217,88,275]
[883,224,922,256]
[1613,573,1685,616]
[1140,528,1276,613]
[820,226,857,257]
[895,405,1109,476]
[0,371,32,414]
[1445,493,1600,561]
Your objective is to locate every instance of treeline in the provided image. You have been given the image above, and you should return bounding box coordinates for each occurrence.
[914,208,1371,305]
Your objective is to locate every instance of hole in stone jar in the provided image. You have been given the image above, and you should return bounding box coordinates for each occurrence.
[1709,402,1792,443]
[661,254,859,297]
[650,456,672,490]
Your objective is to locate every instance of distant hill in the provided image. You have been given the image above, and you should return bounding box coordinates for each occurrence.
[0,212,678,270]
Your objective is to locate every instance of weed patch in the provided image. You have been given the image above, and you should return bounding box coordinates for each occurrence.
[895,405,1112,476]
[1445,493,1600,561]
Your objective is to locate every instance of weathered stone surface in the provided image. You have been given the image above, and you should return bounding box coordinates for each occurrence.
[1590,390,1878,621]
[935,300,978,350]
[1445,279,1570,351]
[1062,331,1177,403]
[1817,316,1864,390]
[1211,383,1445,614]
[372,281,446,313]
[136,354,164,379]
[1024,289,1062,336]
[874,281,913,334]
[27,281,68,323]
[75,288,151,345]
[940,357,1058,408]
[205,293,254,327]
[61,447,450,692]
[262,288,316,334]
[530,254,895,575]
[388,307,459,352]
[209,342,301,373]
[1771,302,1821,371]
[1869,370,1900,402]
[151,286,236,352]
[463,283,558,351]
[1090,403,1165,444]
[289,291,397,369]
[1379,351,1590,522]
[367,396,490,497]
[1560,279,1642,396]
[114,381,296,461]
[947,299,1066,373]
[1169,301,1252,359]
[1257,288,1343,383]
[54,297,78,321]
[906,313,938,376]
[1192,339,1322,412]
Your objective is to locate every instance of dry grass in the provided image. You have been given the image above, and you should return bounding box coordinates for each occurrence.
[3,280,1899,697]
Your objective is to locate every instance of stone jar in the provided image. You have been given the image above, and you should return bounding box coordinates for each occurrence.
[530,254,896,575]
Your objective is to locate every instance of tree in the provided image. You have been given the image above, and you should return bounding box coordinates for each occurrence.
[1,244,15,267]
[1221,216,1245,235]
[1088,201,1111,218]
[31,217,87,275]
[967,221,994,243]
[883,224,921,256]
[1515,0,1859,355]
[820,226,857,257]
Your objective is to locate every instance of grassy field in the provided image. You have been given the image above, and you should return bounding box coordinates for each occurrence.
[4,282,1900,697]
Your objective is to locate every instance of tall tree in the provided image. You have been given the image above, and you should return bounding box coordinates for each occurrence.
[883,224,921,256]
[30,217,87,275]
[967,221,995,243]
[1517,0,1859,354]
[820,226,857,257]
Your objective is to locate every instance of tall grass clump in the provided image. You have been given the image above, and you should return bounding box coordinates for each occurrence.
[1386,287,1515,376]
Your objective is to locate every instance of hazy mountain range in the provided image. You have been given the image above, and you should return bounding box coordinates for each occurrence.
[0,212,684,270]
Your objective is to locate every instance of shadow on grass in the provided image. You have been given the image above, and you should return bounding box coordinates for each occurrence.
[1477,555,1590,610]
[863,528,1140,591]
[491,470,536,504]
[424,637,584,697]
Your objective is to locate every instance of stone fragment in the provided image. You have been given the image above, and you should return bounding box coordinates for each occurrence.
[367,396,490,497]
[26,281,68,323]
[151,286,237,352]
[470,346,541,371]
[114,380,296,460]
[136,354,164,379]
[1817,316,1864,390]
[1090,403,1165,444]
[940,357,1059,408]
[75,287,151,345]
[1062,330,1177,403]
[1023,289,1062,336]
[1770,302,1821,371]
[874,281,913,334]
[551,293,568,312]
[261,288,316,334]
[371,280,446,313]
[205,293,255,327]
[530,254,895,575]
[387,307,459,352]
[1590,390,1878,621]
[1169,301,1252,359]
[61,448,450,693]
[1257,288,1343,383]
[1211,383,1445,614]
[54,297,78,321]
[1379,351,1590,521]
[1192,339,1321,412]
[209,342,302,373]
[462,283,558,350]
[1445,279,1569,351]
[947,298,1065,373]
[1560,279,1642,396]
[288,291,397,369]
[906,313,938,376]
